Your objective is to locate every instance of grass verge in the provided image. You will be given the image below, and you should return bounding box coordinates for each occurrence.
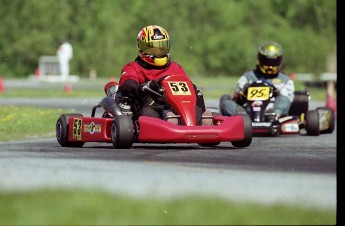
[0,189,336,225]
[0,76,327,100]
[0,106,68,142]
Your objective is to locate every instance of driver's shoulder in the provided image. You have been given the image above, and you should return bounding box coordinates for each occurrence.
[242,70,257,80]
[276,72,291,82]
[169,61,186,71]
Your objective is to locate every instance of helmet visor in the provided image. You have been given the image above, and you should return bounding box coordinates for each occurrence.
[258,54,282,67]
[138,39,170,58]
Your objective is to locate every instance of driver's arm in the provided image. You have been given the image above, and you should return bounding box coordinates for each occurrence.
[274,79,295,117]
[278,79,295,102]
[233,75,250,101]
[191,83,207,112]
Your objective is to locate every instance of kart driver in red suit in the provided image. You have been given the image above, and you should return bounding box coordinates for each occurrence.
[117,25,212,125]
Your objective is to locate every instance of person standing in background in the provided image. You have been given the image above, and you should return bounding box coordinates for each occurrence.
[57,42,73,79]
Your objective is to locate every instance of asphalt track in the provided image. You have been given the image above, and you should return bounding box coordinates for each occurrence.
[0,98,337,211]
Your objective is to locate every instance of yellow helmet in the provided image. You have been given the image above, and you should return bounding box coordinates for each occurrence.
[257,41,283,75]
[137,25,170,67]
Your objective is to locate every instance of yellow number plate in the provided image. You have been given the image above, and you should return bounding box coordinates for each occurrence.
[247,87,270,101]
[168,81,191,95]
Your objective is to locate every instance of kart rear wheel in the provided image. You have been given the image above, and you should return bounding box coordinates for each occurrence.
[111,115,134,149]
[231,114,253,148]
[56,113,85,147]
[219,94,232,102]
[316,107,335,134]
[305,110,320,136]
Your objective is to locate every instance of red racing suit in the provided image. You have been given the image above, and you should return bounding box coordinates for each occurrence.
[119,59,187,86]
[118,57,204,123]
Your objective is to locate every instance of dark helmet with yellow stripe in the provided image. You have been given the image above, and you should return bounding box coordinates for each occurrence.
[137,25,170,67]
[257,41,283,76]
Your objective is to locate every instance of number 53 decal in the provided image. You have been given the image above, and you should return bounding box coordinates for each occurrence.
[73,118,82,140]
[167,81,192,95]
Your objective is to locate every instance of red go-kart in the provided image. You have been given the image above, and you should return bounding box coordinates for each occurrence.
[56,73,253,149]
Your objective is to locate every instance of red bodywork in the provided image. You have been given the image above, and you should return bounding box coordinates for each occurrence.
[138,115,244,143]
[67,73,246,144]
[67,115,245,144]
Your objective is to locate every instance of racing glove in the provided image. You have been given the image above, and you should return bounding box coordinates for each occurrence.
[118,80,140,99]
[233,92,240,101]
[148,79,160,92]
[138,80,166,105]
[139,80,160,93]
[139,76,168,93]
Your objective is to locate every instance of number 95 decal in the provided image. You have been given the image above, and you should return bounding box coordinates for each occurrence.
[247,87,270,101]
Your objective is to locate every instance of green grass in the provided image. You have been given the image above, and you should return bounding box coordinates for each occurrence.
[0,189,336,225]
[0,89,105,98]
[0,76,327,100]
[0,106,69,142]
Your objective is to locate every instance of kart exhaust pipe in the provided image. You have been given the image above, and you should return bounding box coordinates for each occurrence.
[99,97,123,116]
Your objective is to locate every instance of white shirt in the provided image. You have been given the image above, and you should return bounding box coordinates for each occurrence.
[57,42,73,61]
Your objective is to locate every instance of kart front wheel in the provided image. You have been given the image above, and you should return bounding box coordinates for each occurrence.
[56,113,85,147]
[231,114,253,148]
[316,107,335,134]
[305,110,320,136]
[111,115,134,149]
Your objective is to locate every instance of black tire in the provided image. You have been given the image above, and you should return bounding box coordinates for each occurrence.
[56,113,85,147]
[111,115,134,149]
[289,91,309,116]
[316,107,335,134]
[305,110,320,136]
[231,114,253,148]
[220,94,231,100]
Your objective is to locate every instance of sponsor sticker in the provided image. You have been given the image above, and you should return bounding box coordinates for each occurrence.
[252,122,272,127]
[282,123,299,132]
[318,110,330,130]
[83,122,101,134]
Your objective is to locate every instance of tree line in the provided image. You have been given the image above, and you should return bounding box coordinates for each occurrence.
[0,0,336,78]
